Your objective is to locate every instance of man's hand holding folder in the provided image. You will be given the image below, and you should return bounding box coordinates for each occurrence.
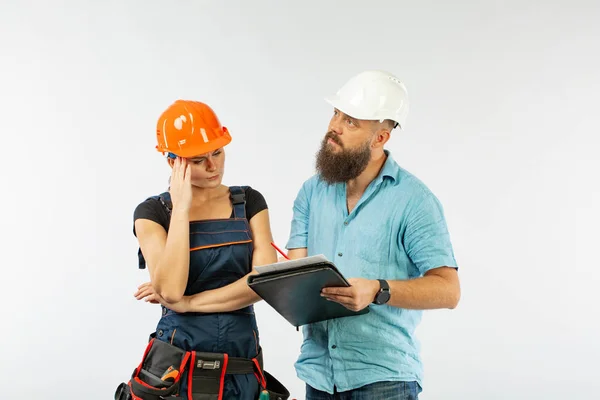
[320,277,379,312]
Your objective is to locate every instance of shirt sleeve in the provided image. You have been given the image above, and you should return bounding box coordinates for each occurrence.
[402,193,458,275]
[285,179,312,250]
[133,198,169,236]
[244,186,268,221]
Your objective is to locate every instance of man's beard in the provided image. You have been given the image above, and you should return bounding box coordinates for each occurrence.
[315,132,372,184]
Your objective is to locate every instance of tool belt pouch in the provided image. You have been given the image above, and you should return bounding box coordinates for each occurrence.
[261,370,290,400]
[115,340,290,400]
[128,338,191,400]
[188,352,230,400]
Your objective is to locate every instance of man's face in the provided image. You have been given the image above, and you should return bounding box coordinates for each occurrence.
[315,109,374,184]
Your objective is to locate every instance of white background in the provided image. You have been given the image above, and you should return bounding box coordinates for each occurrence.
[1,1,599,399]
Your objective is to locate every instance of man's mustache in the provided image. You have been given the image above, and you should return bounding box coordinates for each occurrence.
[325,132,342,146]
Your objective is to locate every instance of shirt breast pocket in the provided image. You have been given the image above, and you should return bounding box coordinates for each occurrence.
[354,224,390,274]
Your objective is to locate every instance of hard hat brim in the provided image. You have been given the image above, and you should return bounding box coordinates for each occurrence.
[324,95,372,121]
[325,95,404,130]
[157,133,231,158]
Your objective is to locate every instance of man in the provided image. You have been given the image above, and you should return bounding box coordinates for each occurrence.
[285,70,461,400]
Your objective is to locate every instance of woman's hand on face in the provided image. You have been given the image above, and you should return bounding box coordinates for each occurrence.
[169,157,193,213]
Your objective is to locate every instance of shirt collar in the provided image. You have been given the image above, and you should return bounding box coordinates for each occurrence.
[375,149,400,185]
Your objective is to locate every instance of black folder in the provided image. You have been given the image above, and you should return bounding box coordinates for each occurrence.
[247,255,369,328]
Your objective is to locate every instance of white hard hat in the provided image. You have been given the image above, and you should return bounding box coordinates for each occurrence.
[325,70,409,129]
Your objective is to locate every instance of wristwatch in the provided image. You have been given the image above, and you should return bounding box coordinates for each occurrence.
[373,279,391,305]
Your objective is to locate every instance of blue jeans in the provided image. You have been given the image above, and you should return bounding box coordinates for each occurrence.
[306,381,422,400]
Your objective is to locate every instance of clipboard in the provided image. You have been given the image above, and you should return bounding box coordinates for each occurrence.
[247,255,369,328]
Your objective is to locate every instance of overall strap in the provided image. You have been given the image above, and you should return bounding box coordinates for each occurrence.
[137,192,172,269]
[229,186,247,219]
[155,191,172,216]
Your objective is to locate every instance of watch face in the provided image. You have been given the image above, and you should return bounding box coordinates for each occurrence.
[376,291,390,304]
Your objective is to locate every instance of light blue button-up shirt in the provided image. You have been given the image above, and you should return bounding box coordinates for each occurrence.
[285,150,458,393]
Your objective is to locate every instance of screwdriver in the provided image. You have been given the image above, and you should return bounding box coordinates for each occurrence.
[259,389,270,400]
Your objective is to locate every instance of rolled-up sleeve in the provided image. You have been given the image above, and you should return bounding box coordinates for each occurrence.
[286,179,312,250]
[403,193,458,275]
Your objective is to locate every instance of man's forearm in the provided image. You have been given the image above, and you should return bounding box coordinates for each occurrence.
[287,248,307,259]
[387,271,460,310]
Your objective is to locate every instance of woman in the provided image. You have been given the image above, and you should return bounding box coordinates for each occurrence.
[123,99,285,400]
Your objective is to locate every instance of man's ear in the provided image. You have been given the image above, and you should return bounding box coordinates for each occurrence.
[167,158,175,168]
[372,129,391,148]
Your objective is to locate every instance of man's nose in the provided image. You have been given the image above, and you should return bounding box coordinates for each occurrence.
[329,119,343,135]
[328,112,345,135]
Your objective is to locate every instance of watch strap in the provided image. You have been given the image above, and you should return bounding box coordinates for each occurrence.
[377,279,390,291]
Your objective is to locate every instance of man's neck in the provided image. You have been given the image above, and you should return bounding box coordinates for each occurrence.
[346,150,387,196]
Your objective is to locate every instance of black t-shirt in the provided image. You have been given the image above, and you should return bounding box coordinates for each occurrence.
[133,186,268,235]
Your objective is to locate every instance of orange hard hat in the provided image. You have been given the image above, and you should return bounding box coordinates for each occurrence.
[156,100,232,158]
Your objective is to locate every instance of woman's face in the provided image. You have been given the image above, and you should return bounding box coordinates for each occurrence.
[175,147,226,188]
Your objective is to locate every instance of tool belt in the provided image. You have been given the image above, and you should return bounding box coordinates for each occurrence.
[114,335,290,400]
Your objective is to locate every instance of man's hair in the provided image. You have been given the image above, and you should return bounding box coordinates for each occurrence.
[384,119,397,130]
[372,119,397,132]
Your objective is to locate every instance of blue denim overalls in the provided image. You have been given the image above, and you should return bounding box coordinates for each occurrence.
[138,186,261,400]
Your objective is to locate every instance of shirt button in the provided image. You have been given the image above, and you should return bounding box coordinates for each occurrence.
[337,252,343,257]
[344,221,348,226]
[331,345,337,349]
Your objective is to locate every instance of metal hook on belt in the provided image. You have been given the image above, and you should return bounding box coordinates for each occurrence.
[197,359,221,370]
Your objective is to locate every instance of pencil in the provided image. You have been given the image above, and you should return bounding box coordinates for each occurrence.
[270,242,290,260]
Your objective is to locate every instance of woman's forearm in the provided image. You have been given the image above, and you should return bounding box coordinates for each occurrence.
[184,272,261,313]
[152,208,190,303]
